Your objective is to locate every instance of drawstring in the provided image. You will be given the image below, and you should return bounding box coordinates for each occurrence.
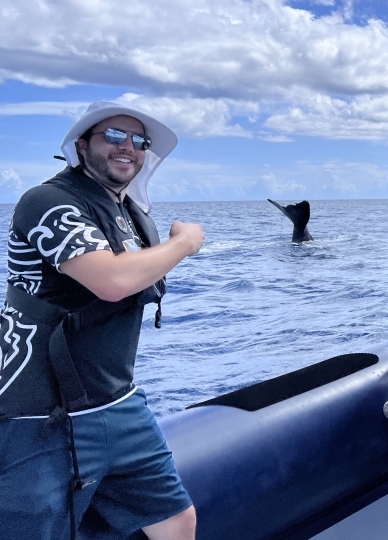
[68,414,85,540]
[83,167,137,237]
[39,405,68,440]
[84,166,163,329]
[84,166,127,204]
[41,407,88,540]
[155,300,162,329]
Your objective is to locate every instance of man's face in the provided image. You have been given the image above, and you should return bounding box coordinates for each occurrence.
[77,115,146,190]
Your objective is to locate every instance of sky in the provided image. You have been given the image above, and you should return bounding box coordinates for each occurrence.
[1,0,388,203]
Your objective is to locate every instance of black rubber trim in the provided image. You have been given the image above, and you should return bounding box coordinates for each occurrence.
[268,470,388,540]
[187,353,379,412]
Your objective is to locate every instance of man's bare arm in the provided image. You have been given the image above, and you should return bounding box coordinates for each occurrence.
[60,221,205,302]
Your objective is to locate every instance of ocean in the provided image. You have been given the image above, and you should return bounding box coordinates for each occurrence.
[1,199,388,418]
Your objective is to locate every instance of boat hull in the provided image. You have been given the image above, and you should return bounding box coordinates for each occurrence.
[78,344,388,539]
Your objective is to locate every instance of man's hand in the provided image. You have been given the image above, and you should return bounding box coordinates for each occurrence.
[60,221,205,302]
[169,221,205,257]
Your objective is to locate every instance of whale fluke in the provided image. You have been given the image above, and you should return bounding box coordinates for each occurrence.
[268,199,314,243]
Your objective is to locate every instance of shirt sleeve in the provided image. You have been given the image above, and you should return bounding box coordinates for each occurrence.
[12,185,112,270]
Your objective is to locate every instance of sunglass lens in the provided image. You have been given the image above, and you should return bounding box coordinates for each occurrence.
[104,128,127,144]
[132,134,151,150]
[103,129,151,149]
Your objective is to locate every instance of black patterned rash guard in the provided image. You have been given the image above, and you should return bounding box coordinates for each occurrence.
[8,200,112,307]
[0,182,145,415]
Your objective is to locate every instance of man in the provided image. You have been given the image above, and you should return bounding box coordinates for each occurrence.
[0,101,204,540]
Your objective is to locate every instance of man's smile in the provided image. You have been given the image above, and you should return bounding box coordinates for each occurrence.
[113,157,132,163]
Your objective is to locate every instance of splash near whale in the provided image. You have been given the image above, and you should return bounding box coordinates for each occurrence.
[268,199,314,243]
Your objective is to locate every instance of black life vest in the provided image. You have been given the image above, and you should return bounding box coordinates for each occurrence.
[0,167,165,418]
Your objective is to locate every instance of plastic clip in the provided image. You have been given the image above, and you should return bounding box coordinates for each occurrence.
[155,302,162,329]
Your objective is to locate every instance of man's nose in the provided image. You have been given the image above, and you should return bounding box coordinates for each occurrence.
[117,135,135,151]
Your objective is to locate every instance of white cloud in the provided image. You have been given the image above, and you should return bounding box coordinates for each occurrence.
[259,134,294,142]
[0,168,24,193]
[342,0,354,20]
[5,88,388,143]
[0,160,64,199]
[149,157,258,201]
[264,92,388,140]
[1,0,388,143]
[0,95,258,139]
[256,157,388,199]
[116,93,258,138]
[1,0,388,97]
[2,154,388,204]
[0,69,78,88]
[313,0,335,5]
[152,156,388,201]
[0,101,88,117]
[260,171,307,195]
[288,0,335,5]
[322,158,388,194]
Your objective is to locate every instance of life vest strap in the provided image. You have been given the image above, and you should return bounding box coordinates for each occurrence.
[6,285,88,412]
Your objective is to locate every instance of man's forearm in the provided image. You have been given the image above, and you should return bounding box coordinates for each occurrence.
[60,222,204,301]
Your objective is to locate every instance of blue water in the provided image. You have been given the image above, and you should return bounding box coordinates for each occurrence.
[1,200,388,417]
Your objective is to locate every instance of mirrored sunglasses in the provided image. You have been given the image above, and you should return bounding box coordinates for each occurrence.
[91,128,152,150]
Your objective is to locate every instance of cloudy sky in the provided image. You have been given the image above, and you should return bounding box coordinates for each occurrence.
[1,0,388,203]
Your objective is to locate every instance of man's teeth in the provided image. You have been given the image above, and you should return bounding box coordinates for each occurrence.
[114,158,132,163]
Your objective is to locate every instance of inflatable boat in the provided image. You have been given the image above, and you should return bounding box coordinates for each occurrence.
[78,343,388,539]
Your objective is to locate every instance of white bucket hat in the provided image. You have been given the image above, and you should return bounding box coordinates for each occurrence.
[60,100,177,213]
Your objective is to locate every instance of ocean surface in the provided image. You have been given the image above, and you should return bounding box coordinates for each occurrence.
[1,200,388,418]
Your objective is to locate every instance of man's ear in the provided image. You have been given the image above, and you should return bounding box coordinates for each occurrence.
[76,138,87,154]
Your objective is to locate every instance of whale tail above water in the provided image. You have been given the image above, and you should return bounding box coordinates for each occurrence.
[268,199,314,243]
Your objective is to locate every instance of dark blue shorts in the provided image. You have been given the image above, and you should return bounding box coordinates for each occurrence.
[0,388,192,540]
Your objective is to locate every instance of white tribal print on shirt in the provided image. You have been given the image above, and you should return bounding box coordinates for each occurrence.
[1,197,112,401]
[7,204,110,295]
